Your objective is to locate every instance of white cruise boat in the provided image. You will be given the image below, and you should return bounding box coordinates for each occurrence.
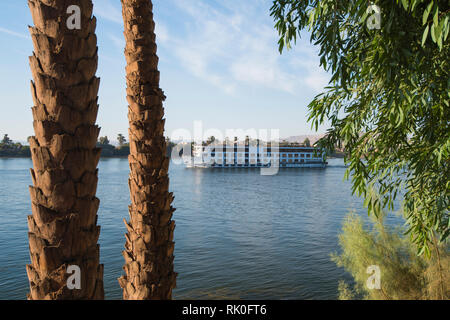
[184,142,327,168]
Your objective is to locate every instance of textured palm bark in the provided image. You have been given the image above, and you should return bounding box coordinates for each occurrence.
[118,0,176,300]
[26,0,104,300]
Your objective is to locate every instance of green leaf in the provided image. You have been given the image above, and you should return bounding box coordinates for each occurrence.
[401,0,409,11]
[444,16,450,40]
[433,5,439,26]
[423,1,434,25]
[422,25,429,46]
[437,32,442,49]
[431,23,436,42]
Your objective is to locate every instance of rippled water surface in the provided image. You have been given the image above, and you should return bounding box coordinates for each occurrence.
[0,158,402,299]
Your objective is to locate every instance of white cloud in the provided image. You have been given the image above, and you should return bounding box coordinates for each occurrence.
[94,0,123,24]
[108,33,124,49]
[289,50,331,92]
[231,59,296,93]
[174,45,236,94]
[304,72,329,92]
[93,0,330,95]
[155,21,169,43]
[159,0,328,95]
[0,27,29,39]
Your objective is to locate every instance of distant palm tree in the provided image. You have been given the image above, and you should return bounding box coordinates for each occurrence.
[99,136,110,145]
[1,134,12,145]
[117,133,126,146]
[206,136,216,145]
[118,0,176,300]
[303,138,311,147]
[26,0,104,299]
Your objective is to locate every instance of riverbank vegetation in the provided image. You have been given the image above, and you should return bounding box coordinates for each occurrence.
[0,133,176,158]
[333,212,449,300]
[0,134,31,157]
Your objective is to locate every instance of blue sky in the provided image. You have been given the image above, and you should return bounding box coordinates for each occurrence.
[0,0,330,142]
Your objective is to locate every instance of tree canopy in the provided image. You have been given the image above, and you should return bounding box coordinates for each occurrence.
[271,0,449,254]
[117,133,126,146]
[1,134,12,145]
[303,138,311,147]
[98,136,110,145]
[0,134,30,157]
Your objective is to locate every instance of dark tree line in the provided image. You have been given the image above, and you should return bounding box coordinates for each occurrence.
[0,133,175,158]
[0,134,31,157]
[97,135,176,157]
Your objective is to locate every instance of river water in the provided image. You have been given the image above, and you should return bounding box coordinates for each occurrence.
[0,158,403,299]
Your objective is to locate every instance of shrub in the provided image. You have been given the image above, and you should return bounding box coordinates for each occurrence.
[332,212,449,300]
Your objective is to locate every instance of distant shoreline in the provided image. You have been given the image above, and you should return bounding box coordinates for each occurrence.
[0,145,174,159]
[0,155,130,159]
[1,150,345,159]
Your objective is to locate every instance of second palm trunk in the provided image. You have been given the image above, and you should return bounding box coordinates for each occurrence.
[118,0,177,300]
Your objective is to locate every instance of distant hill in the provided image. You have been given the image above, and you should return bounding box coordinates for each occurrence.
[169,135,327,145]
[282,134,325,145]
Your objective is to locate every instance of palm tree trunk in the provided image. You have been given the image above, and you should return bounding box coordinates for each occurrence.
[26,0,103,300]
[118,0,176,300]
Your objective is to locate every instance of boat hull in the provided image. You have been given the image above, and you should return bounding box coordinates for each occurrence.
[186,163,327,169]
